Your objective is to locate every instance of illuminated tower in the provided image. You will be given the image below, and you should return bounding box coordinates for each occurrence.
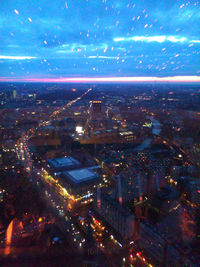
[92,101,102,114]
[13,90,17,99]
[86,100,109,134]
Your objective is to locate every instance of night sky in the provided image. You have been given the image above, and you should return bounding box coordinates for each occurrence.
[1,0,200,82]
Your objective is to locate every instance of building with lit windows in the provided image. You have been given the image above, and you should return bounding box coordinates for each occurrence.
[92,101,102,114]
[94,191,134,240]
[118,131,136,143]
[139,221,195,266]
[13,89,17,99]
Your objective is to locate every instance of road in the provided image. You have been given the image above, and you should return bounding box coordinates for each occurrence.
[14,88,93,253]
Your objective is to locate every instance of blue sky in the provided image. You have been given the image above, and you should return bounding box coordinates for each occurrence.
[0,0,200,80]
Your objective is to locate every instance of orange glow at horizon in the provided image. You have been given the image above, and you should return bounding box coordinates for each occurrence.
[1,75,200,83]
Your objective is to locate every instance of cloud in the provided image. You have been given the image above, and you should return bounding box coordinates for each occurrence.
[191,40,200,43]
[88,56,119,60]
[114,35,188,43]
[0,55,37,60]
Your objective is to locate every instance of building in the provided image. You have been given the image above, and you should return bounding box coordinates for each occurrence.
[113,169,162,203]
[94,191,134,240]
[139,221,195,266]
[13,90,17,99]
[150,185,179,217]
[60,168,101,199]
[188,180,200,206]
[114,173,145,202]
[118,131,136,143]
[139,222,166,265]
[92,101,102,114]
[87,101,107,132]
[47,156,81,173]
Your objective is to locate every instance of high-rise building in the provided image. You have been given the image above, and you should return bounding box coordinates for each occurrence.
[13,90,17,99]
[87,101,108,132]
[92,101,102,114]
[94,191,134,240]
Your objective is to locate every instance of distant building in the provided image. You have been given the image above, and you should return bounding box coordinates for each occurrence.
[92,101,102,114]
[13,90,17,99]
[118,131,135,143]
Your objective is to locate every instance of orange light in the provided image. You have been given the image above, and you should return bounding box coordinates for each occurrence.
[38,217,43,222]
[19,221,23,229]
[6,220,14,246]
[119,196,122,204]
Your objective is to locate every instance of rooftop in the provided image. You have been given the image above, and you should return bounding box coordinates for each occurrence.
[63,168,99,183]
[48,157,80,170]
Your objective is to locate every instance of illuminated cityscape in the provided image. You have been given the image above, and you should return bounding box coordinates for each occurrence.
[0,0,200,266]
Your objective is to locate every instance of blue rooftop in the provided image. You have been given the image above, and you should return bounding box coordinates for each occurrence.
[48,157,80,171]
[63,168,99,183]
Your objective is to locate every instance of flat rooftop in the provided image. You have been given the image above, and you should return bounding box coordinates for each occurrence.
[63,168,99,184]
[48,157,80,170]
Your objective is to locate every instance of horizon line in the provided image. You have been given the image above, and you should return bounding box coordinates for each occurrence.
[0,75,200,83]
